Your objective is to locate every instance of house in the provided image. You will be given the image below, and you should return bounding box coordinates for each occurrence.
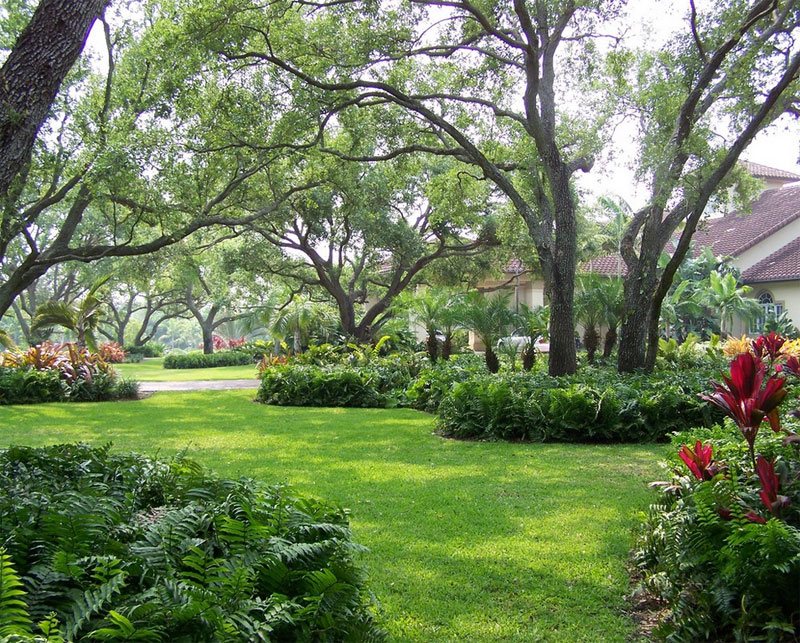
[471,160,800,347]
[691,161,800,331]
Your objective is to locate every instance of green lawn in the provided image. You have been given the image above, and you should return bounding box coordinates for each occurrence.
[113,357,258,381]
[0,393,663,641]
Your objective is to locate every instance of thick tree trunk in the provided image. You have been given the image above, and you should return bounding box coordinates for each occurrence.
[0,0,111,199]
[618,258,659,372]
[201,323,214,354]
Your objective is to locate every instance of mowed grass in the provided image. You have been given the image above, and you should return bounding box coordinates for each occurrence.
[113,357,258,381]
[0,392,663,642]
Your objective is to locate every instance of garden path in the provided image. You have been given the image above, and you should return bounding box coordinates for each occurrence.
[139,379,259,392]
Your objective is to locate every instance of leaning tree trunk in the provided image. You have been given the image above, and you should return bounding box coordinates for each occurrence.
[618,252,661,373]
[0,0,111,199]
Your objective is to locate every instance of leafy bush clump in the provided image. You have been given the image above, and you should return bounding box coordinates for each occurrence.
[257,364,390,408]
[124,342,164,358]
[0,443,384,641]
[163,350,254,369]
[436,367,720,442]
[405,353,487,413]
[635,333,800,641]
[0,343,138,405]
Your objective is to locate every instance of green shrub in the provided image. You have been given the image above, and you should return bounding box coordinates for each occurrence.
[0,367,62,405]
[405,353,487,413]
[163,350,254,369]
[124,342,164,357]
[436,367,721,443]
[257,364,389,407]
[0,443,384,641]
[634,426,800,640]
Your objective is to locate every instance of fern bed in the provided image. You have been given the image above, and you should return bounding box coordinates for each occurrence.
[0,391,663,641]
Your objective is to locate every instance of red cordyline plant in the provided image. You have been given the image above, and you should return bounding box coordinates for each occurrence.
[678,441,719,481]
[756,455,791,517]
[700,350,786,469]
[751,331,786,365]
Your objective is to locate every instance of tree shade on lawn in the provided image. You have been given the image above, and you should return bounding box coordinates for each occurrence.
[0,392,662,641]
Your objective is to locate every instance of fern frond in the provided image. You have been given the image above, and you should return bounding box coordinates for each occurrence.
[0,548,33,636]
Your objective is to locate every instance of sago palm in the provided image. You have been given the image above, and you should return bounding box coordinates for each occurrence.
[31,277,109,351]
[457,292,514,373]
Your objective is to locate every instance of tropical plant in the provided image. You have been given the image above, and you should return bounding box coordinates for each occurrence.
[635,341,800,642]
[700,271,762,337]
[30,277,110,351]
[266,296,333,355]
[574,276,603,363]
[515,304,549,371]
[456,293,514,374]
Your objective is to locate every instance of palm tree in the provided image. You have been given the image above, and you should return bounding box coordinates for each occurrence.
[700,271,762,337]
[575,276,603,363]
[405,289,445,362]
[404,289,464,362]
[457,292,514,373]
[593,277,624,358]
[267,296,331,354]
[516,304,549,370]
[30,277,109,351]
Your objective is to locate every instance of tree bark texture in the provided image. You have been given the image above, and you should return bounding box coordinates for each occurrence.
[0,0,111,199]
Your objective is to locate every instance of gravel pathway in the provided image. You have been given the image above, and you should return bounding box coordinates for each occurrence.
[139,379,259,392]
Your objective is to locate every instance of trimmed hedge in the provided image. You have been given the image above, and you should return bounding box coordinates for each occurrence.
[163,350,254,369]
[0,443,383,641]
[257,364,389,407]
[435,368,722,443]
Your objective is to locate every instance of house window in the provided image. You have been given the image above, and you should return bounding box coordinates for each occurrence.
[752,291,784,333]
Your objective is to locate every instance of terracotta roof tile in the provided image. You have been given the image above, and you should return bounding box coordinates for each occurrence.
[692,185,800,258]
[740,160,800,182]
[741,237,800,283]
[581,255,627,276]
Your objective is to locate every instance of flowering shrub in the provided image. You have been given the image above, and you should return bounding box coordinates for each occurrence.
[0,343,137,404]
[98,341,126,363]
[207,335,247,351]
[635,333,800,640]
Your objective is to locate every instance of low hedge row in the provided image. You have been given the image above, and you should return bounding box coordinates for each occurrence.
[0,443,383,641]
[436,369,721,442]
[163,350,254,369]
[257,364,391,407]
[256,357,723,442]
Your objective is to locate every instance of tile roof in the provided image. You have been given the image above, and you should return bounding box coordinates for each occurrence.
[581,255,627,276]
[692,185,800,258]
[741,236,800,283]
[740,160,800,182]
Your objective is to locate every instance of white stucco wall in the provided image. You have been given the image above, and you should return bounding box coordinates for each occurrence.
[733,216,800,271]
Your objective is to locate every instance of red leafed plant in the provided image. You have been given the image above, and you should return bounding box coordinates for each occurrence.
[701,351,786,467]
[678,441,719,480]
[755,455,791,517]
[98,342,126,363]
[751,331,786,364]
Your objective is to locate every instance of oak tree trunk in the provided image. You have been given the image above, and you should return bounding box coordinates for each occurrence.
[0,0,111,198]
